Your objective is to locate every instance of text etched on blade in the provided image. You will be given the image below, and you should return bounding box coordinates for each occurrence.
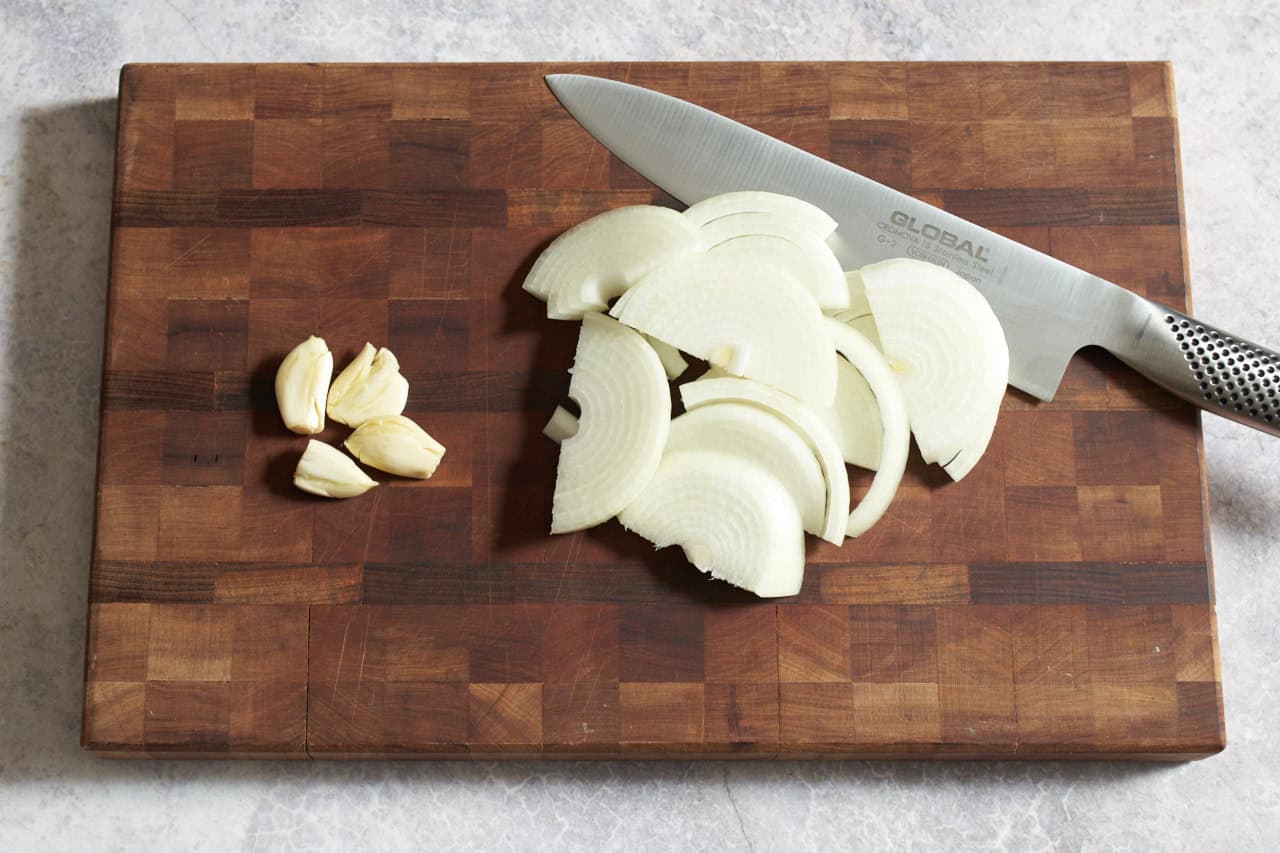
[875,210,996,284]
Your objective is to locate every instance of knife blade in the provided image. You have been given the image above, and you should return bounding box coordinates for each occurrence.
[545,73,1280,438]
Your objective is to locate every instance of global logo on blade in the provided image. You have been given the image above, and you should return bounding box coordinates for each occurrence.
[889,211,990,262]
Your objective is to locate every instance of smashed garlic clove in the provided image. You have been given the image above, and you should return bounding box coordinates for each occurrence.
[276,335,333,434]
[344,414,446,479]
[293,439,378,498]
[326,342,410,427]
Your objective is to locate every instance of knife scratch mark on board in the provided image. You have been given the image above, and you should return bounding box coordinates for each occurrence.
[331,618,352,705]
[166,232,212,270]
[553,535,579,605]
[431,205,461,338]
[565,606,604,718]
[351,612,371,723]
[418,228,429,299]
[360,486,383,565]
[475,683,507,728]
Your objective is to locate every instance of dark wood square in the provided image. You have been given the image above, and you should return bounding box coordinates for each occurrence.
[620,604,706,683]
[829,120,911,189]
[253,119,323,188]
[390,120,471,190]
[254,64,323,118]
[173,120,252,189]
[162,411,246,486]
[165,298,249,370]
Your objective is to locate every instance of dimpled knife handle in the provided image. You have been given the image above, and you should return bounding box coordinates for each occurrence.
[1115,300,1280,437]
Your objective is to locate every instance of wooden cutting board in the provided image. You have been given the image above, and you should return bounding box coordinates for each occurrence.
[83,62,1224,759]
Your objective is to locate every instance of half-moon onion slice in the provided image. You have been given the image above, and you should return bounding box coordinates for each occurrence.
[859,258,1009,481]
[666,402,827,536]
[522,205,701,320]
[680,376,848,546]
[618,449,806,598]
[825,318,910,537]
[611,253,836,406]
[550,313,671,533]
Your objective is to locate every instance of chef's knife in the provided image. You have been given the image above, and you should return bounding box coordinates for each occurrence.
[545,74,1280,437]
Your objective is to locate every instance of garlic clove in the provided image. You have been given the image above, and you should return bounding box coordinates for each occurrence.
[344,414,446,479]
[293,439,379,498]
[326,342,410,427]
[275,335,333,435]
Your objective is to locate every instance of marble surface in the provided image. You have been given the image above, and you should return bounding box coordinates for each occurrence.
[3,1,1279,850]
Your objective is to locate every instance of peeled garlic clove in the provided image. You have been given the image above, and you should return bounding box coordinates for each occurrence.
[293,439,378,498]
[326,342,410,427]
[276,335,333,434]
[345,414,445,479]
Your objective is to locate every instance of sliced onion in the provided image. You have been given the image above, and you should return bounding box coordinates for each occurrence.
[700,215,849,310]
[611,252,836,406]
[816,354,883,470]
[859,258,1008,481]
[666,402,827,536]
[521,205,700,320]
[551,313,670,533]
[680,376,849,547]
[825,318,909,537]
[617,449,806,598]
[682,190,837,238]
[826,270,882,350]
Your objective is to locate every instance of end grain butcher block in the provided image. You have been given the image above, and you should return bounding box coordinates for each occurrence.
[83,62,1224,759]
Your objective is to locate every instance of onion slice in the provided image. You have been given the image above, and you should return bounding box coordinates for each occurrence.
[682,190,837,238]
[550,313,670,533]
[824,318,909,537]
[826,270,883,350]
[681,376,849,547]
[700,215,849,310]
[666,402,827,536]
[817,354,883,471]
[618,449,806,598]
[611,253,836,406]
[522,205,700,320]
[859,258,1009,481]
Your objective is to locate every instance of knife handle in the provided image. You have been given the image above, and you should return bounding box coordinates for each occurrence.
[1110,299,1280,437]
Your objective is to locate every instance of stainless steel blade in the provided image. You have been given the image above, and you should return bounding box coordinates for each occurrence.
[545,73,1144,401]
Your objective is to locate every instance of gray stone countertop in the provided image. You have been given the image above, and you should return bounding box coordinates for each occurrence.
[3,2,1278,850]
